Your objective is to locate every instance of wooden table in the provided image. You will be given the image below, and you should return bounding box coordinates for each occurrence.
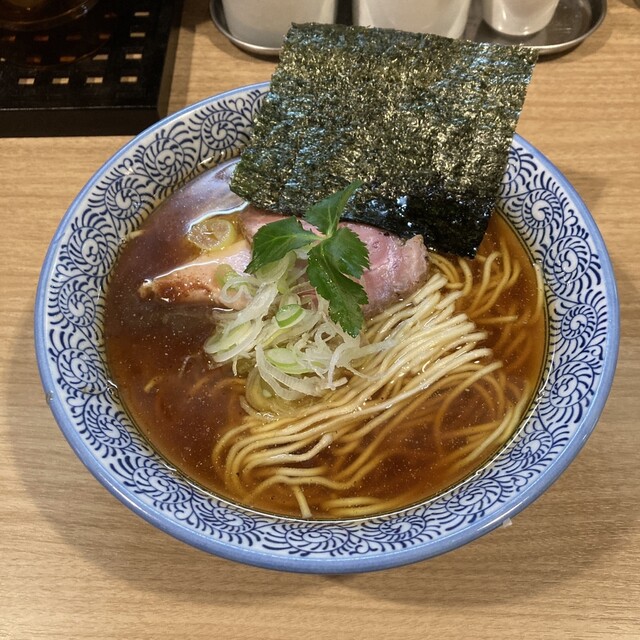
[1,1,638,638]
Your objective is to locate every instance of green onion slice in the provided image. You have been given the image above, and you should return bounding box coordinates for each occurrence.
[275,304,305,328]
[265,347,311,375]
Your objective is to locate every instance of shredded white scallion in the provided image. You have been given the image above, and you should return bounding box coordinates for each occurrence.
[203,253,395,403]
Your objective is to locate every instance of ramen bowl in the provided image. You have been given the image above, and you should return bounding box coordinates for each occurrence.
[35,83,618,573]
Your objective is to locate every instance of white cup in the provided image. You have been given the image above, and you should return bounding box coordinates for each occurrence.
[353,0,472,39]
[222,0,338,49]
[481,0,560,36]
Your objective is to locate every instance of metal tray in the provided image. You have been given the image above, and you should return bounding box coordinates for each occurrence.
[210,0,606,58]
[465,0,607,56]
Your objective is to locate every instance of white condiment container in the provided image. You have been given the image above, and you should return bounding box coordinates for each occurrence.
[221,0,338,49]
[352,0,472,39]
[481,0,561,36]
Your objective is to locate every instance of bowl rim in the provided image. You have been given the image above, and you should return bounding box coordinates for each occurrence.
[34,82,620,573]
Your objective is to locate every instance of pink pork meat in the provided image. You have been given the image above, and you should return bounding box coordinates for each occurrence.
[239,208,429,316]
[140,206,429,317]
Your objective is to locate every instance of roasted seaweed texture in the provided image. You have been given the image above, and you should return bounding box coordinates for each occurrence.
[231,23,537,257]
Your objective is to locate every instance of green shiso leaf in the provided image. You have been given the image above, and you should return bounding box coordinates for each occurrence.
[304,178,364,237]
[249,180,369,336]
[231,23,537,258]
[246,216,316,273]
[307,240,368,338]
[321,226,370,280]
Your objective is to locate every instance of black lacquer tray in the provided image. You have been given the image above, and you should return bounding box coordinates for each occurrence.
[0,0,183,137]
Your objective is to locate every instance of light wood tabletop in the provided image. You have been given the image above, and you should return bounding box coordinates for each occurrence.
[1,1,638,638]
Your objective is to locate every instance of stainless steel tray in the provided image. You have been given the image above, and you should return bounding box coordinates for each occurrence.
[210,0,606,58]
[465,0,607,56]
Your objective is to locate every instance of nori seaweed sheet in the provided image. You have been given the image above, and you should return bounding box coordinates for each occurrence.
[231,23,537,257]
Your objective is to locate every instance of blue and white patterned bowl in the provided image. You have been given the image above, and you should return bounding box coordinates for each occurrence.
[35,83,619,573]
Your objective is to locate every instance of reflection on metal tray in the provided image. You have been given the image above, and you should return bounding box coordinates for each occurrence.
[210,0,606,58]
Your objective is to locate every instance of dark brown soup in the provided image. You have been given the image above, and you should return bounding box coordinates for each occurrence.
[104,161,547,519]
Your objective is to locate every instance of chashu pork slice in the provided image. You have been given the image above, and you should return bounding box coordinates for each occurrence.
[138,239,252,309]
[140,207,429,317]
[239,207,429,317]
